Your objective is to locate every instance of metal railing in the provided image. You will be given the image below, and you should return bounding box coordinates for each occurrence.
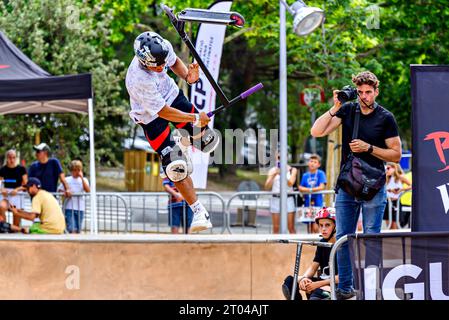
[329,235,348,300]
[396,190,412,229]
[225,190,336,234]
[117,192,227,234]
[3,192,130,234]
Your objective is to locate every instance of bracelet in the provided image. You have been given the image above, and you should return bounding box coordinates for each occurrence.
[185,75,199,86]
[192,114,200,126]
[329,109,336,117]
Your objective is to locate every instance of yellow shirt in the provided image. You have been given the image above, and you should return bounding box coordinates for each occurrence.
[400,171,412,206]
[31,190,66,234]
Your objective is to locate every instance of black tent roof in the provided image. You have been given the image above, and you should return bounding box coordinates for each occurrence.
[0,31,92,114]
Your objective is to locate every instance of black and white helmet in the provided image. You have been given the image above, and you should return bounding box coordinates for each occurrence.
[133,31,169,68]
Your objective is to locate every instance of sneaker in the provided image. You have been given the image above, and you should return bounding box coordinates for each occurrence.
[190,207,213,232]
[336,289,357,300]
[282,275,302,300]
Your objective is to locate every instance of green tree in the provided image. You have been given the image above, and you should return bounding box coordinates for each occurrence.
[0,0,128,169]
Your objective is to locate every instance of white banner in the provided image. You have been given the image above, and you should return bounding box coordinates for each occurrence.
[189,0,232,189]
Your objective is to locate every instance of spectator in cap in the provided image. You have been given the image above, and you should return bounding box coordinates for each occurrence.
[28,143,71,196]
[9,177,66,234]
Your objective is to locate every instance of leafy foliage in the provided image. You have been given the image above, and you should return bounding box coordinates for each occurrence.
[1,0,447,174]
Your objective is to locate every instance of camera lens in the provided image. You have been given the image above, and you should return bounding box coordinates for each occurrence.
[337,86,357,103]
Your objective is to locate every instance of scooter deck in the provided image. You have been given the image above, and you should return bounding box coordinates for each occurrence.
[178,8,245,27]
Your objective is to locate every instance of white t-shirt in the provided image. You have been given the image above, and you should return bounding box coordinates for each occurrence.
[386,177,402,200]
[125,39,178,125]
[271,168,293,193]
[58,176,89,211]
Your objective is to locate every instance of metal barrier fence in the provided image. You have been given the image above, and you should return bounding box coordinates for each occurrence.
[3,192,130,234]
[117,192,226,234]
[3,189,410,234]
[329,235,347,300]
[225,190,336,234]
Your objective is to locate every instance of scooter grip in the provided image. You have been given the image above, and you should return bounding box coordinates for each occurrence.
[240,83,263,99]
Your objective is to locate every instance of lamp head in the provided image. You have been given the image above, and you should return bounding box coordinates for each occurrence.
[291,1,324,36]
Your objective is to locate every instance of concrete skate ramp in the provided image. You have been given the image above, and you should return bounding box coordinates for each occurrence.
[0,234,319,299]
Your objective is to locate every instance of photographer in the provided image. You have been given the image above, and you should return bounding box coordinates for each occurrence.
[311,71,401,299]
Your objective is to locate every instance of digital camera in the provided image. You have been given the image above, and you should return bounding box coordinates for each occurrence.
[337,85,358,103]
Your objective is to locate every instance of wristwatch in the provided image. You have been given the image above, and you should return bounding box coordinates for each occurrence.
[367,144,374,154]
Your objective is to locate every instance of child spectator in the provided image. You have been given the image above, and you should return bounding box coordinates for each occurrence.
[298,154,327,233]
[58,160,90,234]
[282,207,338,300]
[163,177,194,234]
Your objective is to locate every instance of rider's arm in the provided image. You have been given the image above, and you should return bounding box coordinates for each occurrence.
[158,105,196,123]
[170,57,189,80]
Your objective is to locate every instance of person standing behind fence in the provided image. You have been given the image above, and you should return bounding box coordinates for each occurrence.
[383,162,410,230]
[28,143,72,195]
[311,71,401,300]
[298,154,327,234]
[58,160,90,234]
[163,177,193,234]
[399,170,412,228]
[265,151,298,234]
[0,149,28,226]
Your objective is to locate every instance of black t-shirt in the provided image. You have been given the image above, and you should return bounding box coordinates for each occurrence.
[313,238,338,276]
[336,102,399,170]
[0,165,27,188]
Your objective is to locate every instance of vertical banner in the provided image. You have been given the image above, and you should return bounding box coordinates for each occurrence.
[189,1,232,189]
[411,65,449,231]
[349,232,449,300]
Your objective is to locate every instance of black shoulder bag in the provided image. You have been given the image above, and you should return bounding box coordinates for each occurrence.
[336,104,386,201]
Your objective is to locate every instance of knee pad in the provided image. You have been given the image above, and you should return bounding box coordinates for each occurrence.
[160,145,193,182]
[191,126,220,154]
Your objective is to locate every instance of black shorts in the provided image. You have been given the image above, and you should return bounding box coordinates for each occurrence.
[0,221,12,233]
[140,90,199,156]
[383,199,398,221]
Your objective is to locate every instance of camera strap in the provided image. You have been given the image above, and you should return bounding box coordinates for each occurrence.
[352,103,361,141]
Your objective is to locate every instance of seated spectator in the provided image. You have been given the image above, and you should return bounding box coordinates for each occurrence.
[163,177,193,234]
[0,149,28,226]
[0,200,28,233]
[28,143,71,195]
[58,160,90,234]
[298,154,327,233]
[282,207,338,300]
[9,178,66,234]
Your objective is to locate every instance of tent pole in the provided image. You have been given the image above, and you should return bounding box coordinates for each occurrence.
[88,98,98,234]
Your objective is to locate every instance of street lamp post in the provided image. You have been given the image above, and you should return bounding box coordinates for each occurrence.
[278,0,324,233]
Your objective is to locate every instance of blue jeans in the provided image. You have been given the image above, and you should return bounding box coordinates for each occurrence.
[65,209,84,233]
[335,186,387,293]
